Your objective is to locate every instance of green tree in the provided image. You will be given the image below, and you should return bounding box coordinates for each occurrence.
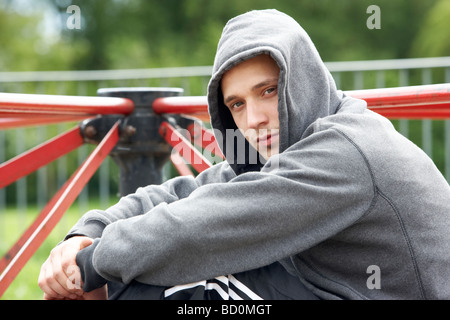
[49,0,439,72]
[0,2,83,71]
[410,0,450,57]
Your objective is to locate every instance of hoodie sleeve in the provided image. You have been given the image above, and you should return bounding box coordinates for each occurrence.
[78,127,376,287]
[66,160,236,240]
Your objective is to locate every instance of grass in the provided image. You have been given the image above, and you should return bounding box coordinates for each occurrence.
[0,199,116,300]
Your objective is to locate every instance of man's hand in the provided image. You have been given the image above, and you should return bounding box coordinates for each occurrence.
[38,236,95,300]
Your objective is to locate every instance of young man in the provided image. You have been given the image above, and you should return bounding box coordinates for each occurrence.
[39,9,450,300]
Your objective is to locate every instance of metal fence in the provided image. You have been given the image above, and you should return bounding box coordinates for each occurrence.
[0,57,449,215]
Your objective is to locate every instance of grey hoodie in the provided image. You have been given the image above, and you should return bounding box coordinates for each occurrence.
[73,9,450,299]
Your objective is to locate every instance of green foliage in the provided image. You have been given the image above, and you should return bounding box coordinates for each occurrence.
[410,0,450,57]
[0,0,444,72]
[0,2,82,71]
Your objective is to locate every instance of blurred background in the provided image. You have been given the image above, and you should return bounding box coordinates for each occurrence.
[1,0,449,70]
[0,0,449,299]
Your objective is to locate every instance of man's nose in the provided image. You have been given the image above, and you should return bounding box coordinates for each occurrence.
[246,101,269,129]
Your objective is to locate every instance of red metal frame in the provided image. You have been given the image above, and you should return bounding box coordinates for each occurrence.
[187,122,225,160]
[159,121,213,173]
[170,153,195,177]
[0,92,134,298]
[348,83,450,119]
[0,122,120,297]
[153,96,210,122]
[0,92,134,117]
[153,83,450,120]
[0,126,84,189]
[167,122,224,176]
[0,115,93,129]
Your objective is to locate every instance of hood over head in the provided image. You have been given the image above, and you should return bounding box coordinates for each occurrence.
[207,9,364,174]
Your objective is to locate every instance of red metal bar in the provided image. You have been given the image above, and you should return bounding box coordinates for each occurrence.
[0,115,93,129]
[0,126,84,189]
[348,84,450,119]
[159,121,212,173]
[347,83,450,109]
[153,96,210,122]
[0,92,134,116]
[187,122,225,159]
[170,153,195,176]
[374,108,450,120]
[151,84,450,120]
[0,122,120,298]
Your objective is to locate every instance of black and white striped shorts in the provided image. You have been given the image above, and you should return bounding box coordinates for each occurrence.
[107,261,318,300]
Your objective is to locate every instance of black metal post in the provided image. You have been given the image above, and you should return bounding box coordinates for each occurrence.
[93,87,183,197]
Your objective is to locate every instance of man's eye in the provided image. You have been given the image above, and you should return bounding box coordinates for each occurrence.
[264,87,276,95]
[231,101,244,109]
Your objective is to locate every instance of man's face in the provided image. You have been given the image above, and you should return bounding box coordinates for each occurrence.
[221,54,280,160]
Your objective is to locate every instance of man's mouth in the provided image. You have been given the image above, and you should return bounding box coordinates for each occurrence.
[257,132,279,147]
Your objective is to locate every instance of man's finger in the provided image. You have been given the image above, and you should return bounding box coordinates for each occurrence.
[38,236,94,299]
[40,263,78,299]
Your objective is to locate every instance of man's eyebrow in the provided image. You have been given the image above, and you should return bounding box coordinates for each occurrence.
[223,78,279,105]
[251,78,279,91]
[224,95,238,105]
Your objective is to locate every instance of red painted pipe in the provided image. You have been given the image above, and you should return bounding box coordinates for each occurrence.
[170,153,195,176]
[187,122,224,159]
[0,115,93,129]
[0,126,84,189]
[347,83,450,109]
[152,84,450,120]
[159,121,212,173]
[153,96,210,121]
[0,92,134,116]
